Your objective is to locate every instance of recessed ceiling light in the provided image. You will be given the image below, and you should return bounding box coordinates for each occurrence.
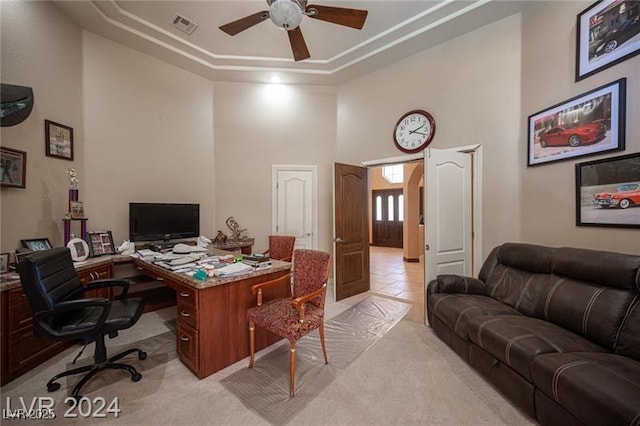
[270,76,282,84]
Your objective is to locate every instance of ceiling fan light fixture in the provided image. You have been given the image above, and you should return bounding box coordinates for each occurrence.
[269,0,303,30]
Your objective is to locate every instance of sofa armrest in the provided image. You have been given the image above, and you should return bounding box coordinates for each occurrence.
[427,274,486,296]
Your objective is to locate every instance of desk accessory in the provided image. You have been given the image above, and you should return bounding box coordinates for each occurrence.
[67,237,89,262]
[21,238,53,251]
[87,231,115,257]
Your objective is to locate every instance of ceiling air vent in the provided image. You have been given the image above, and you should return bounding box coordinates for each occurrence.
[171,13,198,35]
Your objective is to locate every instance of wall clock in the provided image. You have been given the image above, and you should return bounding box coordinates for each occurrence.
[393,110,436,153]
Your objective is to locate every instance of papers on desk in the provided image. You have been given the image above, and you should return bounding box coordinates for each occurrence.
[213,262,253,277]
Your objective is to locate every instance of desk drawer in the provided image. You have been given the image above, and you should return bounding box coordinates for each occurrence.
[177,300,198,329]
[175,283,197,308]
[177,321,199,375]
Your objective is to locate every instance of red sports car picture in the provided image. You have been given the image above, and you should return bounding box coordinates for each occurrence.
[539,122,606,148]
[593,183,640,209]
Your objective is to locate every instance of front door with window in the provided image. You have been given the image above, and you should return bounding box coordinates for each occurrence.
[372,189,403,248]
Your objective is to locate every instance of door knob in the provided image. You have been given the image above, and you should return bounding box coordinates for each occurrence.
[334,237,343,243]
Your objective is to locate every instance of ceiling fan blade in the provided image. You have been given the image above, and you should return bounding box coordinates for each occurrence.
[305,5,368,29]
[287,27,310,62]
[219,11,269,36]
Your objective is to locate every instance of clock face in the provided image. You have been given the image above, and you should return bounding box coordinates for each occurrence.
[393,110,436,153]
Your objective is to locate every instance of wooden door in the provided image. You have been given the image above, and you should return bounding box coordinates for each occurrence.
[424,148,473,284]
[372,189,404,248]
[273,166,316,249]
[334,163,370,301]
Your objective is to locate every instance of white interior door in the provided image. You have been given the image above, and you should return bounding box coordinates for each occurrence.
[272,165,316,249]
[424,148,472,284]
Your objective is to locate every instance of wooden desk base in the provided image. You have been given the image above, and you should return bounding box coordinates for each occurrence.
[135,261,289,378]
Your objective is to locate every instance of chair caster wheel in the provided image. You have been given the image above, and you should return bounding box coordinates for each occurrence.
[138,351,147,360]
[47,382,60,392]
[132,373,142,382]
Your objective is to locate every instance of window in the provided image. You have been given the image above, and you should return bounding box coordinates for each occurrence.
[375,196,382,221]
[398,195,404,221]
[388,195,394,221]
[382,165,403,184]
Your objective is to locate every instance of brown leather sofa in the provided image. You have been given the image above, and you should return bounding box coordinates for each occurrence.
[427,243,640,426]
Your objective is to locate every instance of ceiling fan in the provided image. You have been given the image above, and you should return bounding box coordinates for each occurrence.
[219,0,368,62]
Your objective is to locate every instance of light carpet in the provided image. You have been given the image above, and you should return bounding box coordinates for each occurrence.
[220,295,413,425]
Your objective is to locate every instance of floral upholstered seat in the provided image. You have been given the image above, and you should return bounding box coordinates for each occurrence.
[263,235,295,262]
[247,249,331,397]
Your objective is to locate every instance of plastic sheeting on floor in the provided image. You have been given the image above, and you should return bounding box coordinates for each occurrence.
[220,295,413,425]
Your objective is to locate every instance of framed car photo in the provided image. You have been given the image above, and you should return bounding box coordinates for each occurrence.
[576,152,640,228]
[527,78,626,167]
[576,0,640,81]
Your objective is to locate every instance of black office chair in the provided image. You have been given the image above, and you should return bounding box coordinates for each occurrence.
[18,247,147,400]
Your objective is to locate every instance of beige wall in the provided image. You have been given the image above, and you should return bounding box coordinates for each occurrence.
[520,1,640,254]
[2,1,638,261]
[212,82,337,253]
[337,14,523,258]
[0,1,83,252]
[82,33,215,245]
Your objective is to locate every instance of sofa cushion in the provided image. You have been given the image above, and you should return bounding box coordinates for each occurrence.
[616,298,640,361]
[531,352,640,426]
[543,274,636,352]
[466,315,606,381]
[428,293,521,339]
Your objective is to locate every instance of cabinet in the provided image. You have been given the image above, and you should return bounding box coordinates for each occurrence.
[0,263,113,386]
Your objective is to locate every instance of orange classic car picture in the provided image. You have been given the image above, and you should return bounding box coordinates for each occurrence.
[593,182,640,209]
[539,122,606,148]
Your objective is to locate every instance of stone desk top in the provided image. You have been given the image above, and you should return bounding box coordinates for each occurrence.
[133,248,291,290]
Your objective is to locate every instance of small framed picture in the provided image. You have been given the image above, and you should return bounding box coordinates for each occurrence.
[67,237,90,262]
[88,231,115,257]
[0,146,26,189]
[576,0,640,81]
[0,253,9,273]
[45,119,74,161]
[21,238,53,251]
[70,201,84,219]
[576,152,640,228]
[528,78,625,167]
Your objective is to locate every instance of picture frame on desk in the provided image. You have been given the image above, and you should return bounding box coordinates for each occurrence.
[0,253,9,273]
[21,238,53,251]
[88,231,115,257]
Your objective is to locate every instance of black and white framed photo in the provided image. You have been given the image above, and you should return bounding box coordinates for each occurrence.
[21,238,53,251]
[576,152,640,228]
[45,119,74,161]
[576,0,640,81]
[0,146,26,189]
[528,78,626,166]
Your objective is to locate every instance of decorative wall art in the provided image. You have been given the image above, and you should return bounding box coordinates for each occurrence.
[45,119,74,160]
[576,0,640,81]
[0,83,34,127]
[576,152,640,228]
[527,78,626,166]
[0,147,26,188]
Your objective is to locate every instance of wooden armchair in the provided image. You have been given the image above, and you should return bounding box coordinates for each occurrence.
[247,249,331,397]
[262,235,296,262]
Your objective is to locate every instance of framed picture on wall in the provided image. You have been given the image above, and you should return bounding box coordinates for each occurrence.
[576,152,640,228]
[0,147,26,189]
[576,0,640,81]
[527,78,626,166]
[45,119,74,161]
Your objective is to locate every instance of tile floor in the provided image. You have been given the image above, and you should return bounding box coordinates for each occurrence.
[369,245,424,305]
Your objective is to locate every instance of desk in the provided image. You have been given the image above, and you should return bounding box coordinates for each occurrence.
[211,238,254,255]
[133,251,291,378]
